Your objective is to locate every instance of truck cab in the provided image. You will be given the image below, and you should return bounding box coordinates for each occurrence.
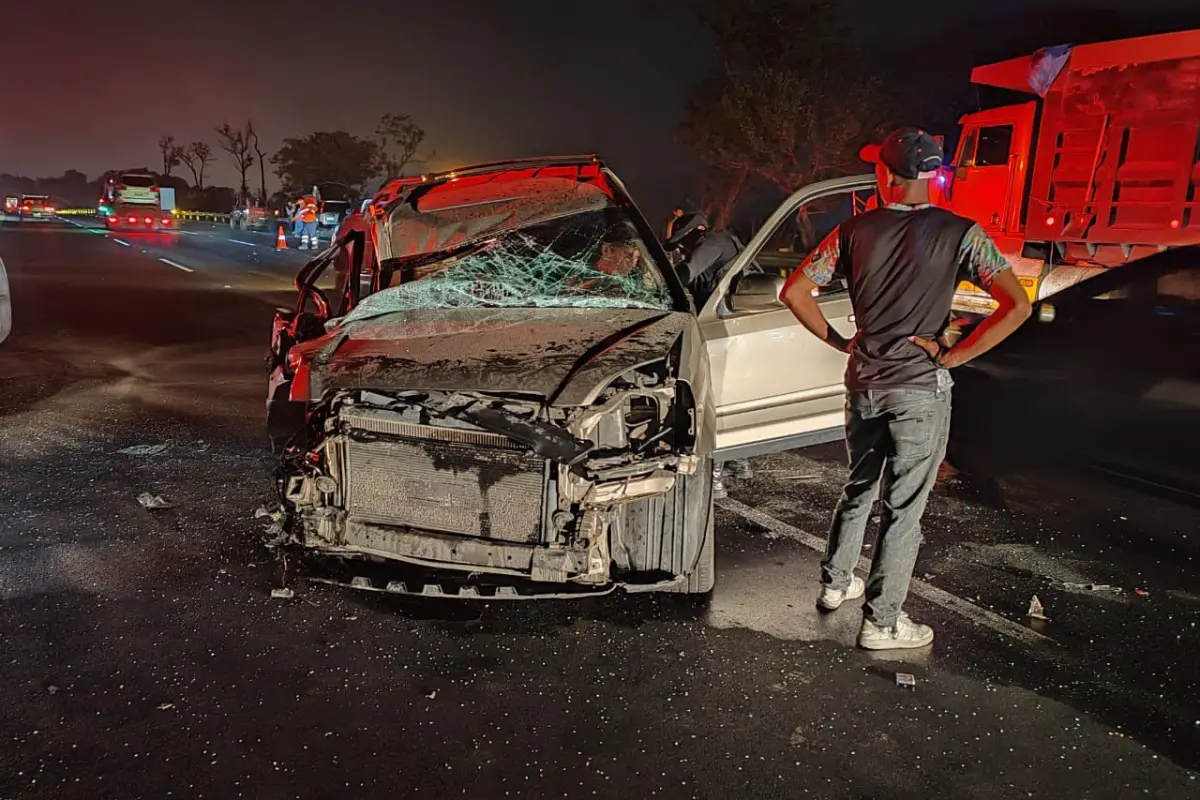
[939,30,1200,312]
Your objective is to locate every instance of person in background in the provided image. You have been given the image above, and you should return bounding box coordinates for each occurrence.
[296,193,320,250]
[780,127,1031,651]
[664,206,685,243]
[663,211,758,498]
[288,198,302,238]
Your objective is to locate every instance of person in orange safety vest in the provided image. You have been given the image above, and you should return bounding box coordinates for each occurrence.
[296,194,320,250]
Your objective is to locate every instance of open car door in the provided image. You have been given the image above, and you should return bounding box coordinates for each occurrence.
[699,175,877,461]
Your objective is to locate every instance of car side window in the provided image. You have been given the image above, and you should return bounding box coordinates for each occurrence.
[969,125,1014,168]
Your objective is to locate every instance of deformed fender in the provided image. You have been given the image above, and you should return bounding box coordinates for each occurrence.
[677,318,715,455]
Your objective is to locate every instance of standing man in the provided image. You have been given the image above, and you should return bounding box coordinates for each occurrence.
[780,127,1031,650]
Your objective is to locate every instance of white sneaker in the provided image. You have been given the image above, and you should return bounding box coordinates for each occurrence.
[817,575,865,610]
[857,612,934,650]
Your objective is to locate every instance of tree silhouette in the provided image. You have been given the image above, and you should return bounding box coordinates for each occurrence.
[678,0,895,238]
[375,113,430,177]
[271,131,381,194]
[179,142,214,189]
[248,122,269,204]
[158,135,183,177]
[215,122,256,195]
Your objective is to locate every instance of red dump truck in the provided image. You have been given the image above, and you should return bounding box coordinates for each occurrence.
[932,30,1200,313]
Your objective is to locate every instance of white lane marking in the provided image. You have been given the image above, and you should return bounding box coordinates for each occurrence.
[112,238,131,247]
[62,217,104,234]
[158,258,194,273]
[229,239,258,248]
[717,497,1052,647]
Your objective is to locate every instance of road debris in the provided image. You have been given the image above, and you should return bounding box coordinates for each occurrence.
[136,493,173,510]
[425,690,438,699]
[1027,595,1049,620]
[1136,589,1150,597]
[156,703,175,711]
[270,587,295,600]
[255,506,286,537]
[46,685,60,695]
[118,443,169,457]
[1057,582,1124,594]
[895,673,917,689]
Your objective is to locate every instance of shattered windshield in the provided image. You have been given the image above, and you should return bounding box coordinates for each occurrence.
[344,207,673,321]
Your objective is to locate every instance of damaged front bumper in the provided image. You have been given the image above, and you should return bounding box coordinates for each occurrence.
[277,367,705,595]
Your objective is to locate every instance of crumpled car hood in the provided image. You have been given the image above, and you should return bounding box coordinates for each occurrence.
[292,308,691,406]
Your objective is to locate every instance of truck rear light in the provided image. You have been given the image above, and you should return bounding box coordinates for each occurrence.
[1045,216,1055,226]
[144,216,153,225]
[108,217,118,224]
[128,216,137,224]
[1170,219,1180,229]
[161,218,172,226]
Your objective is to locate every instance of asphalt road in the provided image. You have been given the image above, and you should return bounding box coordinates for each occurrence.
[0,216,1197,799]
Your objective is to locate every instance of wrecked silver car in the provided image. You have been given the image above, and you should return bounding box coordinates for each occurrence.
[267,158,718,597]
[267,158,874,598]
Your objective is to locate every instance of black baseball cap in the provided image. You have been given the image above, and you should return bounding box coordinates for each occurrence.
[860,127,943,180]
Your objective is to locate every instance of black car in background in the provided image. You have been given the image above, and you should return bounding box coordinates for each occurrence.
[948,247,1200,504]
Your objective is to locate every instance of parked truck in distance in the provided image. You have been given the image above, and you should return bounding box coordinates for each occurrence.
[933,30,1200,314]
[105,186,176,232]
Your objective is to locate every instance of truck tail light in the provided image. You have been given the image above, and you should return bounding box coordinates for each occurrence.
[144,217,153,225]
[161,218,172,226]
[127,216,137,224]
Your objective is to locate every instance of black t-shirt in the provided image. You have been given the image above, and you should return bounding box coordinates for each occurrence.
[800,205,1010,391]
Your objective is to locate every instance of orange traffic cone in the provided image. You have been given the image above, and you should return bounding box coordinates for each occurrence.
[276,224,288,249]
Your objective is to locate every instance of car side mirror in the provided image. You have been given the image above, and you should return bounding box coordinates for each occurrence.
[729,273,785,314]
[0,257,11,345]
[1037,302,1056,323]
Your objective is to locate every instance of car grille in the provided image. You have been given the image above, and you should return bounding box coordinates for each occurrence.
[338,409,546,544]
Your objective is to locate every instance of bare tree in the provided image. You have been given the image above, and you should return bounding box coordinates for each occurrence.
[375,113,430,177]
[215,122,256,196]
[158,135,182,177]
[247,121,269,204]
[180,142,214,189]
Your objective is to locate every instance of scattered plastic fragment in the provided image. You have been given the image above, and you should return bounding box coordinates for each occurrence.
[136,493,172,510]
[1135,589,1150,597]
[255,506,286,536]
[1059,582,1123,593]
[156,703,174,711]
[895,673,916,689]
[270,588,295,600]
[425,690,438,699]
[1027,595,1049,620]
[118,443,169,457]
[46,685,60,695]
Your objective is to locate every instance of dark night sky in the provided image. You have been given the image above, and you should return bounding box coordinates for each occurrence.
[0,0,1189,216]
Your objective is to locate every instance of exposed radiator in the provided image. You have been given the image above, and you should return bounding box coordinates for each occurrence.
[338,409,547,544]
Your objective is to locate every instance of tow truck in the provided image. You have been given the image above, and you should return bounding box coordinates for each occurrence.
[932,30,1200,313]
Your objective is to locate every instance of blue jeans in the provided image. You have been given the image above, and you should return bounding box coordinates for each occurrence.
[301,220,317,239]
[292,219,304,236]
[821,370,952,627]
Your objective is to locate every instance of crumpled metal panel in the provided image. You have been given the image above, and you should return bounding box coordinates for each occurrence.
[342,437,546,544]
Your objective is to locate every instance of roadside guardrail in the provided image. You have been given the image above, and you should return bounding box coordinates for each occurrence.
[55,208,234,223]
